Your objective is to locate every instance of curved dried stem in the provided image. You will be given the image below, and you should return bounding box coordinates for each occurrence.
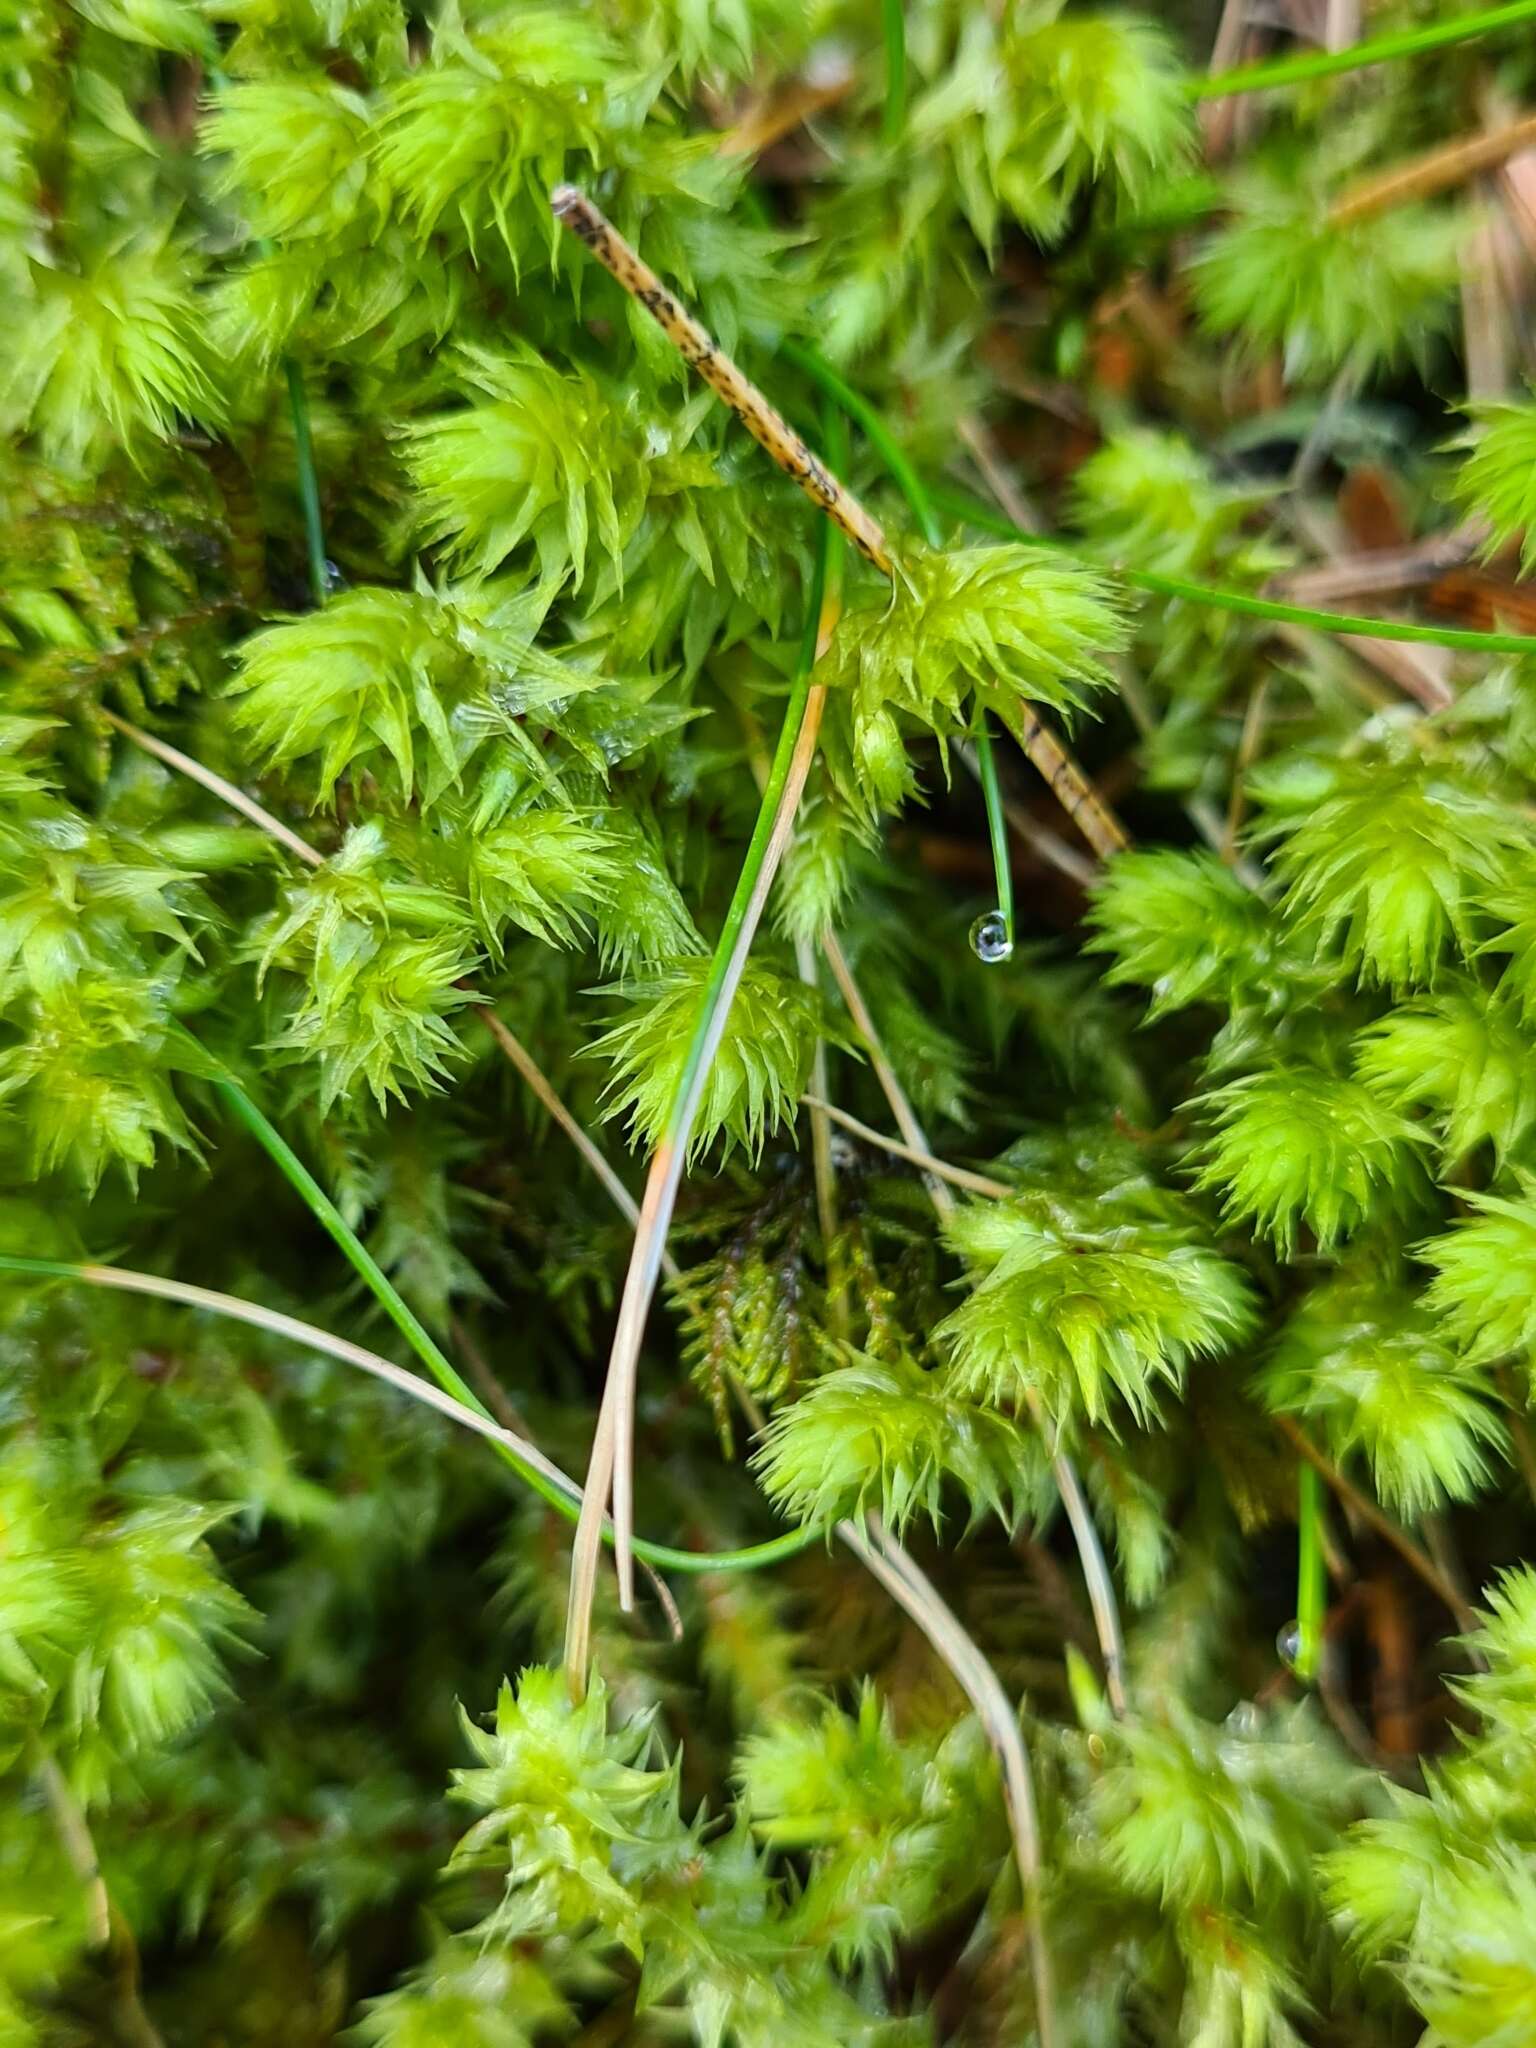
[4,1255,578,1487]
[819,931,956,1222]
[479,1007,671,1274]
[552,188,860,1690]
[819,932,1129,1717]
[853,1515,1057,2048]
[801,1093,1013,1199]
[563,665,833,1694]
[31,1742,164,2047]
[0,1255,815,1585]
[796,939,844,1332]
[32,1746,111,1949]
[480,953,1059,1913]
[90,720,817,1592]
[102,711,323,868]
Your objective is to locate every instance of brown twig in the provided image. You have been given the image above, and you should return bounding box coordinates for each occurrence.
[719,63,855,158]
[33,1747,111,1949]
[1272,531,1487,607]
[1015,707,1128,861]
[32,1732,176,2043]
[1331,109,1536,226]
[449,1311,534,1437]
[797,937,845,1331]
[552,184,1125,865]
[1461,206,1514,399]
[478,1009,677,1277]
[551,186,888,569]
[102,710,324,867]
[1223,674,1270,859]
[452,1308,686,1641]
[1112,663,1273,892]
[1200,0,1261,156]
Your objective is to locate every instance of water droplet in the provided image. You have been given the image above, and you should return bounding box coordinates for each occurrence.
[322,559,347,593]
[969,910,1014,964]
[1276,1620,1304,1670]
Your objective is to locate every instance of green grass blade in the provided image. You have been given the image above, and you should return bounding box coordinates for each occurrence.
[934,483,1536,656]
[1192,0,1536,98]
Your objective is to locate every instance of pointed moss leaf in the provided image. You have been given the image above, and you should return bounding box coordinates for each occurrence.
[228,581,590,809]
[1420,1185,1536,1372]
[204,77,376,243]
[354,1936,572,2048]
[254,825,481,1110]
[1326,1566,1536,2029]
[1479,849,1536,1026]
[5,244,226,469]
[1260,1269,1505,1518]
[589,957,828,1162]
[374,8,623,268]
[269,930,481,1112]
[402,345,652,592]
[0,974,207,1191]
[773,788,868,950]
[751,1348,1043,1539]
[1082,1433,1176,1607]
[1265,757,1529,993]
[1449,398,1536,578]
[591,817,702,971]
[612,0,813,86]
[1177,1907,1311,2047]
[230,587,479,807]
[72,0,212,53]
[913,6,1193,248]
[739,1688,997,1968]
[1404,1853,1536,2048]
[452,807,619,955]
[69,1501,253,1769]
[0,1472,84,1721]
[822,541,1124,818]
[1087,848,1276,1019]
[1449,1568,1536,1745]
[938,1188,1255,1428]
[1355,984,1536,1166]
[1096,1705,1362,1908]
[1195,1065,1429,1255]
[1070,426,1283,584]
[1193,162,1461,381]
[450,1666,686,1958]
